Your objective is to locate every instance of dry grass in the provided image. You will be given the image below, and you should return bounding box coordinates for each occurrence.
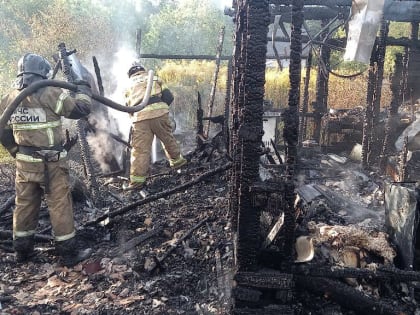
[0,145,14,164]
[265,67,392,111]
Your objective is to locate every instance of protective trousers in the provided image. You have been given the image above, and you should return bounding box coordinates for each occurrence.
[130,113,181,183]
[13,159,75,241]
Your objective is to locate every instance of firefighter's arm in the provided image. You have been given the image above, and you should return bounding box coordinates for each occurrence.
[43,84,92,119]
[0,127,18,158]
[70,80,92,118]
[155,77,173,105]
[0,97,18,157]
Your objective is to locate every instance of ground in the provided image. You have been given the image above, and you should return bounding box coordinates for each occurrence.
[1,137,420,314]
[0,144,233,315]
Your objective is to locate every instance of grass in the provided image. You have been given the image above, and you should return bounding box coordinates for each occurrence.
[0,145,14,164]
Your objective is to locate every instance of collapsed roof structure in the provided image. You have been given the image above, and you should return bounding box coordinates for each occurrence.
[227,1,420,314]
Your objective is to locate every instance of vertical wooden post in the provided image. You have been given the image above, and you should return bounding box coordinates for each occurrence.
[136,29,142,58]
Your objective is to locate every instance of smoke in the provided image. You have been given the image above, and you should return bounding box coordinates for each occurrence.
[85,46,137,171]
[210,0,233,9]
[105,46,137,140]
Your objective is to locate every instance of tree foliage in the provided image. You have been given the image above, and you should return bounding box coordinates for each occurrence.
[0,0,233,98]
[143,0,233,56]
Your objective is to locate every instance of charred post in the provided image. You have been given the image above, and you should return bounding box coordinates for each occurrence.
[361,45,378,169]
[205,26,225,138]
[312,20,330,144]
[380,53,404,171]
[299,51,312,146]
[371,20,389,160]
[231,0,270,272]
[281,0,304,259]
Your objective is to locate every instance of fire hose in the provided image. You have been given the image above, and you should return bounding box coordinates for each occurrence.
[0,71,154,139]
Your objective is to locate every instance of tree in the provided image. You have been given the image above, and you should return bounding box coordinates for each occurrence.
[143,0,233,56]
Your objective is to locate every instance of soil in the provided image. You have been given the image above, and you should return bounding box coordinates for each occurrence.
[0,141,234,315]
[1,135,419,315]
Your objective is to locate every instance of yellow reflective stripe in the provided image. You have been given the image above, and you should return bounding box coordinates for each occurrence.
[55,92,69,114]
[14,230,36,239]
[46,128,54,146]
[130,175,146,183]
[15,153,43,162]
[142,103,169,112]
[55,230,76,242]
[75,93,91,102]
[16,150,67,163]
[12,120,61,131]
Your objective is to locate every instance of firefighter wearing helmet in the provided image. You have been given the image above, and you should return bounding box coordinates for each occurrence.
[0,53,93,266]
[123,62,187,190]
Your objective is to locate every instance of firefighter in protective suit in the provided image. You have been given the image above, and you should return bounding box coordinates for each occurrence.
[0,53,92,266]
[123,63,187,190]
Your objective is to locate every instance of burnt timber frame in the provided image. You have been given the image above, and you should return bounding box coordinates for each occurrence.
[230,0,420,313]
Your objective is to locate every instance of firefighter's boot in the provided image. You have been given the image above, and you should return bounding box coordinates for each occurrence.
[14,235,35,263]
[55,237,92,267]
[170,155,187,169]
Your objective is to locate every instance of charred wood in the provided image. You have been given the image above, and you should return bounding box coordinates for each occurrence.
[197,92,205,148]
[205,26,225,138]
[114,225,163,255]
[235,271,293,290]
[299,51,312,146]
[92,56,104,96]
[0,195,15,216]
[148,217,207,273]
[233,0,269,272]
[233,305,294,315]
[293,264,420,283]
[371,20,389,162]
[295,275,407,315]
[85,162,232,226]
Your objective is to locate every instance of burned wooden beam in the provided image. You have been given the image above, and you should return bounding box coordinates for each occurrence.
[293,264,420,282]
[235,271,294,290]
[197,91,205,148]
[262,213,284,248]
[295,275,407,315]
[233,0,270,272]
[85,162,232,226]
[234,271,294,306]
[233,305,294,315]
[205,26,225,138]
[299,51,312,145]
[114,225,163,255]
[148,217,207,273]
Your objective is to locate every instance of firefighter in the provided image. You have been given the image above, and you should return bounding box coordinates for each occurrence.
[0,53,93,266]
[123,62,187,190]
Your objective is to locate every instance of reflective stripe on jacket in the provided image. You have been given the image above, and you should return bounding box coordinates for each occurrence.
[124,71,169,122]
[0,86,91,148]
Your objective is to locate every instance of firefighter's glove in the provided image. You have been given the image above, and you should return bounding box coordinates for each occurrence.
[74,80,92,97]
[161,88,174,105]
[63,129,78,152]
